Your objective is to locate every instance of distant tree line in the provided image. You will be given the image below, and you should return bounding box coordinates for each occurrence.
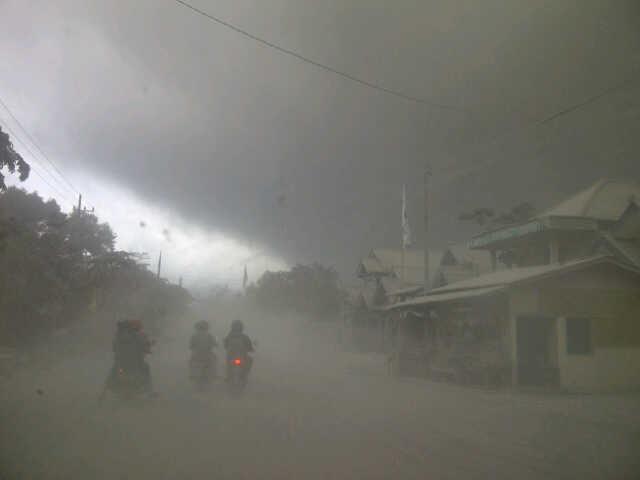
[0,187,191,347]
[246,263,344,319]
[459,201,536,267]
[458,202,535,228]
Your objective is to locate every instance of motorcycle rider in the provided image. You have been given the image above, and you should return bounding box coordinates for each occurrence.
[223,319,254,381]
[106,318,154,396]
[190,320,218,378]
[129,319,153,392]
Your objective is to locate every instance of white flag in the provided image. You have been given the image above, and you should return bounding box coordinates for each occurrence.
[402,185,412,248]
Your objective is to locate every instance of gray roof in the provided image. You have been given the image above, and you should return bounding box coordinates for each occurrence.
[598,233,640,269]
[391,285,424,297]
[389,286,504,309]
[378,276,405,296]
[444,243,493,273]
[357,257,385,276]
[470,180,640,250]
[430,255,637,294]
[436,265,476,287]
[412,255,640,295]
[389,255,640,310]
[540,179,640,222]
[611,202,640,240]
[380,276,422,297]
[357,248,443,286]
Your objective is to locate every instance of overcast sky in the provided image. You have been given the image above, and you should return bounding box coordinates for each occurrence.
[1,0,639,285]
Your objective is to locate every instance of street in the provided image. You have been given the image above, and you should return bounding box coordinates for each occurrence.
[1,320,639,480]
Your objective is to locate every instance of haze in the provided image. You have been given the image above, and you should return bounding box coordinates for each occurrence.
[1,1,640,479]
[1,0,638,276]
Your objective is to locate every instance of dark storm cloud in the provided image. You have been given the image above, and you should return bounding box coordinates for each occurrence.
[2,0,639,277]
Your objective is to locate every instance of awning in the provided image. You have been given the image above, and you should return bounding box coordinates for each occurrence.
[387,284,423,297]
[469,220,544,249]
[387,286,505,310]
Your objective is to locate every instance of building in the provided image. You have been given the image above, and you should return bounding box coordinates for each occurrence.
[433,242,494,289]
[353,246,498,370]
[346,248,441,352]
[355,248,446,307]
[388,179,640,391]
[390,255,640,390]
[470,178,640,269]
[593,200,640,268]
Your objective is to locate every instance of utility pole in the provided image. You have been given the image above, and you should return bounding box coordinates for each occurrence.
[157,251,162,279]
[77,193,82,213]
[423,165,432,293]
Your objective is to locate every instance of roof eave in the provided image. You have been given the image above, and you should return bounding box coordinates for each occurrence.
[469,216,600,250]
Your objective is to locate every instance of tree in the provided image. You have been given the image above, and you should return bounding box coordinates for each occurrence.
[0,127,30,190]
[458,207,495,226]
[492,202,535,226]
[459,202,536,268]
[459,202,535,229]
[62,210,116,256]
[247,263,344,319]
[0,187,188,346]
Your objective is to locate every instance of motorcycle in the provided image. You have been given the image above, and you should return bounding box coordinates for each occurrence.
[227,355,250,395]
[101,362,150,402]
[190,351,216,391]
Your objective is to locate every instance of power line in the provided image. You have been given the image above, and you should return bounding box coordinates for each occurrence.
[0,121,76,204]
[0,96,81,195]
[536,72,640,126]
[171,0,468,113]
[440,69,640,179]
[1,121,76,207]
[0,119,77,200]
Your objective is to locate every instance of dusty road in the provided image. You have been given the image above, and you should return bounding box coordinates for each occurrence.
[2,321,640,480]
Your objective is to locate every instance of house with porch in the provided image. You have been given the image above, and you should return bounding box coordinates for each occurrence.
[470,178,640,270]
[432,242,494,289]
[387,179,640,390]
[391,255,640,390]
[346,248,441,352]
[355,246,499,373]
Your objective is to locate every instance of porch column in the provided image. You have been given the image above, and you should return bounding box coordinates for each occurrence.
[556,316,566,388]
[509,313,519,387]
[549,238,560,264]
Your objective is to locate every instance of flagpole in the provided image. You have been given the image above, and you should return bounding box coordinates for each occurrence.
[242,264,248,292]
[401,185,408,283]
[401,186,404,282]
[424,166,431,292]
[401,243,405,282]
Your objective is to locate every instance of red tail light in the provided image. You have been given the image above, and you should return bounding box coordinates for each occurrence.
[233,358,242,366]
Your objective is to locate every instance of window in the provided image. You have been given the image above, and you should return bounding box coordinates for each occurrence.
[566,317,592,355]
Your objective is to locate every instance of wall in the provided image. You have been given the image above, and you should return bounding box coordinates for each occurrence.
[557,317,640,390]
[540,267,640,390]
[543,262,640,291]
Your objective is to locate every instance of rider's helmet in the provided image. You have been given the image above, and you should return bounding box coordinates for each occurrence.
[195,320,209,331]
[231,319,244,333]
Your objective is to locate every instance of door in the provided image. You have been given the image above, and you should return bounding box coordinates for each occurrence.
[516,315,558,386]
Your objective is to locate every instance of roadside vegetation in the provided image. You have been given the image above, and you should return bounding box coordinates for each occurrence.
[0,186,191,349]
